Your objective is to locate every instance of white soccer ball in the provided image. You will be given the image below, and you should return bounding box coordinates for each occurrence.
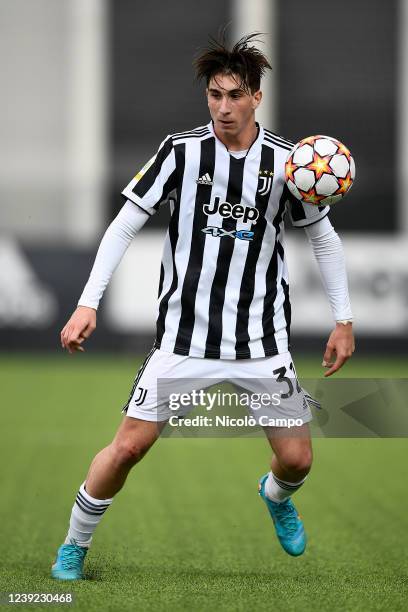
[285,135,356,206]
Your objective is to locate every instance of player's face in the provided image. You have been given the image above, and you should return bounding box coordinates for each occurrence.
[206,73,262,139]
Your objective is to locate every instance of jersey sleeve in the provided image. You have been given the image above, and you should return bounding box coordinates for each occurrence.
[284,185,330,228]
[121,136,177,216]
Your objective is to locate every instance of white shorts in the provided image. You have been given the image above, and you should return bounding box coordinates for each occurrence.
[123,347,313,427]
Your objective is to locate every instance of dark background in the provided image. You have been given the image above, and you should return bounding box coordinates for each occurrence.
[109,0,398,232]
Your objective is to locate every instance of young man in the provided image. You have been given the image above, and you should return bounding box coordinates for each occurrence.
[52,34,354,580]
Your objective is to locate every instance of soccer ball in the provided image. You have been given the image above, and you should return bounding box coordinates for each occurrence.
[285,135,355,206]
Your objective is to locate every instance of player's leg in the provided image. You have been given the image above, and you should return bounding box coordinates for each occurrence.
[85,415,166,499]
[232,351,313,556]
[52,347,170,580]
[258,424,312,557]
[52,347,219,580]
[52,416,166,580]
[65,415,166,545]
[265,423,313,499]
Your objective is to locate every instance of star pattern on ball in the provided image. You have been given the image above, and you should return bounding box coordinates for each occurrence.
[299,135,318,146]
[336,174,353,194]
[337,142,351,160]
[298,188,326,205]
[309,152,333,180]
[285,158,297,183]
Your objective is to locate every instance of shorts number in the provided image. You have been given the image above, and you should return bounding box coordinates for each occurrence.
[273,363,301,399]
[289,362,302,393]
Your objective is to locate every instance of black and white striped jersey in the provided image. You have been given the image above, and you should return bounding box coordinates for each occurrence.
[122,121,329,359]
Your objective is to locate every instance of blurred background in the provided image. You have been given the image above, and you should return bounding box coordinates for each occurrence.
[1,0,407,356]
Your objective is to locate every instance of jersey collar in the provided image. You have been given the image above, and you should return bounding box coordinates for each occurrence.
[207,121,264,160]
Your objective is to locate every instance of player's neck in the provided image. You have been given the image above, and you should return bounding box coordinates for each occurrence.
[214,121,259,152]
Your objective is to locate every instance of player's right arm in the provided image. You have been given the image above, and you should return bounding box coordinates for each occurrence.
[61,135,176,354]
[60,201,150,353]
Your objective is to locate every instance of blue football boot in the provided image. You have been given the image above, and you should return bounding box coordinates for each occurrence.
[258,474,306,556]
[51,539,88,580]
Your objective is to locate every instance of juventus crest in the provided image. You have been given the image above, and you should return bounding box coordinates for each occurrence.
[258,169,274,196]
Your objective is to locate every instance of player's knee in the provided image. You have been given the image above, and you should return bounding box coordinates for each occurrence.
[280,448,313,476]
[112,439,148,466]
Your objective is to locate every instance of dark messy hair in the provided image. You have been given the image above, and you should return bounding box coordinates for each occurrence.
[193,32,271,94]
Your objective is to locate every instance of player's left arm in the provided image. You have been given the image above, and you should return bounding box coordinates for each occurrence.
[303,215,355,377]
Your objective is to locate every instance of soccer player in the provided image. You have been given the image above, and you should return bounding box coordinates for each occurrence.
[52,34,354,580]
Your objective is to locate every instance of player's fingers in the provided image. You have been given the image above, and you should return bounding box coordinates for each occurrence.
[66,321,94,344]
[62,326,81,351]
[62,322,75,338]
[60,325,68,341]
[67,339,85,354]
[322,345,335,367]
[324,354,347,377]
[64,329,90,353]
[66,326,85,344]
[80,320,97,339]
[62,333,72,351]
[61,326,71,350]
[80,327,93,340]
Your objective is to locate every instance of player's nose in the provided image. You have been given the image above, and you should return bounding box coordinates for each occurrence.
[219,96,231,114]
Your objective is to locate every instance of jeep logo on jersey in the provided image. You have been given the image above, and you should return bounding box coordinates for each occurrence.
[202,226,254,241]
[202,197,259,224]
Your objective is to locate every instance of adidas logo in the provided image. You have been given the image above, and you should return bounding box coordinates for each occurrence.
[196,173,213,186]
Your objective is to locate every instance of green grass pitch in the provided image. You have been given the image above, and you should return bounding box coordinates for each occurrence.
[1,353,407,611]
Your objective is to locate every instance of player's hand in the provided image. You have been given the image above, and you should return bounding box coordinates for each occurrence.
[60,306,97,354]
[322,323,355,377]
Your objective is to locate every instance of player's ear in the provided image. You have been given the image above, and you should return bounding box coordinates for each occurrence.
[253,90,262,109]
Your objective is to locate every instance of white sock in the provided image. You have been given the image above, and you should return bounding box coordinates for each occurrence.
[64,482,113,548]
[264,471,307,503]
